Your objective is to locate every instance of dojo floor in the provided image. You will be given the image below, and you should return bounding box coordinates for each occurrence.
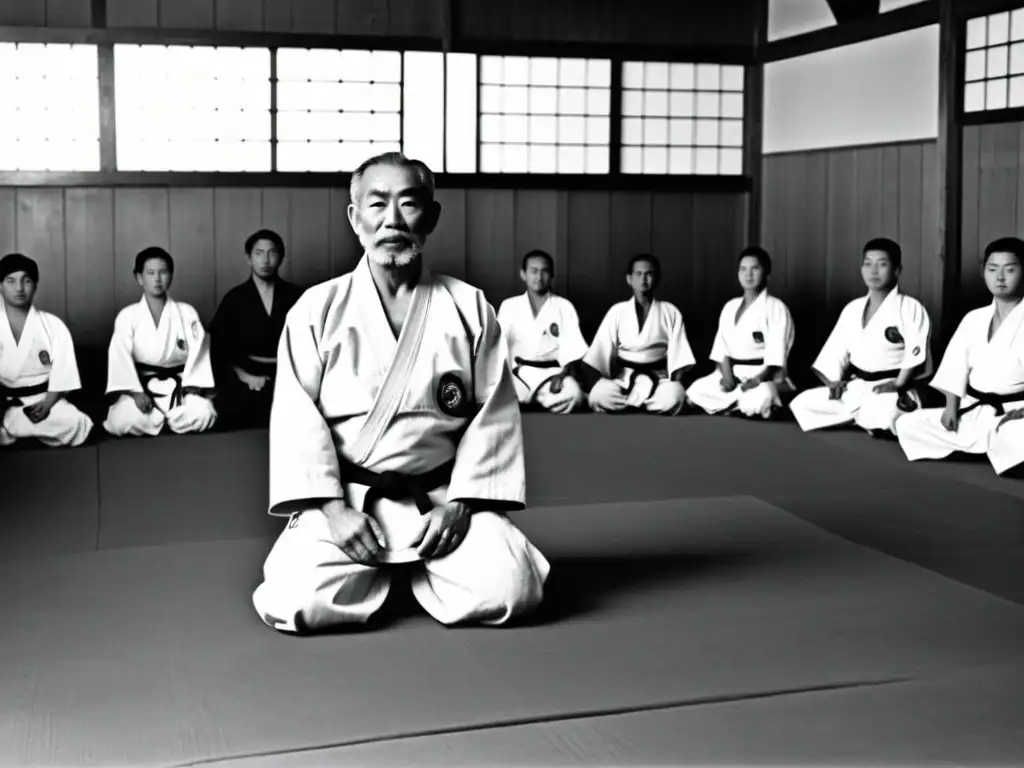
[3,413,1024,767]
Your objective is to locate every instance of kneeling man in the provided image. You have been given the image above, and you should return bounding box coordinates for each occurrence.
[252,152,550,633]
[497,249,588,413]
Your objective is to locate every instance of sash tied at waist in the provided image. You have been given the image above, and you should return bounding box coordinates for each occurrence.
[617,357,668,396]
[729,357,764,366]
[848,365,901,382]
[958,385,1024,417]
[336,455,456,516]
[0,380,49,407]
[241,354,278,378]
[136,363,186,410]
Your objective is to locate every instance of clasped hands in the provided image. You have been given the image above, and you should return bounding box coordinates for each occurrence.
[320,498,472,566]
[236,368,270,392]
[22,400,53,423]
[719,373,762,393]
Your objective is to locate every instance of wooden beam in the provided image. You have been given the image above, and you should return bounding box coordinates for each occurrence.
[744,0,767,247]
[937,0,964,348]
[826,0,881,24]
[90,0,106,28]
[97,45,117,172]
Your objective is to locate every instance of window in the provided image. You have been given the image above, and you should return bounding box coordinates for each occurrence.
[276,47,402,172]
[478,56,612,174]
[114,44,271,171]
[0,43,100,171]
[621,61,744,175]
[402,51,478,173]
[964,8,1024,112]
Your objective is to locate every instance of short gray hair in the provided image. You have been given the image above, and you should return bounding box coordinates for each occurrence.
[349,151,435,204]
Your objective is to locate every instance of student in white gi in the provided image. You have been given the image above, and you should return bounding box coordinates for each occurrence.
[103,247,218,437]
[0,253,93,448]
[686,246,795,419]
[789,238,933,436]
[580,254,695,415]
[252,152,550,633]
[895,237,1024,475]
[496,249,589,413]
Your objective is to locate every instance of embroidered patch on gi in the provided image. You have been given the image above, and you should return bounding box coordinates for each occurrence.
[191,320,200,340]
[752,331,764,343]
[549,322,560,337]
[912,346,921,356]
[176,338,187,351]
[884,326,904,344]
[437,372,469,417]
[38,350,51,366]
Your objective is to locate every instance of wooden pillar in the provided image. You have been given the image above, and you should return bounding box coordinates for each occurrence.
[744,0,767,247]
[937,0,963,348]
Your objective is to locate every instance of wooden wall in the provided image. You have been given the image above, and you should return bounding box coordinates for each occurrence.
[760,140,942,381]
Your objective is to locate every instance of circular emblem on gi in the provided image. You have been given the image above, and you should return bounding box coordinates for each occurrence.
[752,331,764,343]
[38,350,51,366]
[549,322,559,337]
[177,338,187,351]
[884,326,904,344]
[437,372,468,417]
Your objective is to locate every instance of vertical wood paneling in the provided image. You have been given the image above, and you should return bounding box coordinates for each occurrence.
[566,191,612,338]
[650,193,693,313]
[429,189,468,280]
[690,195,741,354]
[260,189,292,282]
[880,146,901,239]
[291,0,336,33]
[0,190,16,256]
[288,189,332,289]
[65,189,114,350]
[107,0,159,27]
[960,126,983,311]
[216,0,263,31]
[16,190,66,318]
[328,188,361,278]
[609,192,653,272]
[213,189,261,306]
[855,148,884,248]
[920,141,942,326]
[113,190,170,311]
[761,156,787,296]
[160,0,215,29]
[513,190,563,286]
[46,0,92,27]
[825,149,858,314]
[0,0,46,25]
[465,190,516,308]
[898,144,925,302]
[168,189,217,322]
[388,0,444,37]
[336,0,390,34]
[263,0,292,32]
[978,123,1019,304]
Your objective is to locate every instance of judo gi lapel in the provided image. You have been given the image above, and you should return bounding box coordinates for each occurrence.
[347,255,434,465]
[989,298,1024,347]
[0,302,33,377]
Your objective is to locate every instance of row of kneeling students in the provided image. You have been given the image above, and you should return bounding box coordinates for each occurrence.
[0,232,1022,477]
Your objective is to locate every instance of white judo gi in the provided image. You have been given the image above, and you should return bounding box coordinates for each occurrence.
[103,297,218,437]
[582,298,696,412]
[686,291,795,419]
[789,288,932,434]
[496,292,589,410]
[0,302,93,447]
[252,255,550,632]
[895,299,1024,475]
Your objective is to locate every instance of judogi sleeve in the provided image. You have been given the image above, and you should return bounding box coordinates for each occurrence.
[267,301,344,517]
[709,303,731,364]
[899,298,932,374]
[106,309,143,394]
[582,308,618,377]
[181,306,216,390]
[811,308,851,382]
[929,317,971,399]
[496,298,517,370]
[557,301,589,366]
[764,300,794,369]
[46,316,83,393]
[447,294,526,510]
[667,306,696,374]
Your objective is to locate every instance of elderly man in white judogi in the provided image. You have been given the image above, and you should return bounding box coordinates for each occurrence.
[687,246,795,419]
[103,247,218,437]
[789,238,933,436]
[581,254,695,415]
[0,253,93,448]
[252,152,550,633]
[896,237,1024,475]
[497,249,589,413]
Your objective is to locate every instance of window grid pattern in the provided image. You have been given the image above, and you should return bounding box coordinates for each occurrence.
[275,48,402,172]
[620,61,745,175]
[478,56,612,174]
[114,45,271,171]
[0,43,100,171]
[964,8,1024,112]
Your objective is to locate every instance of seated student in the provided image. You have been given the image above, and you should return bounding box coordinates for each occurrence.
[579,254,695,415]
[208,229,304,429]
[102,247,218,437]
[0,253,93,448]
[895,237,1024,475]
[686,246,796,419]
[496,249,589,414]
[789,237,932,436]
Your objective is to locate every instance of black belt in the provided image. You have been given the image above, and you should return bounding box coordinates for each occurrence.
[958,385,1024,417]
[240,357,277,378]
[512,357,563,397]
[849,365,901,382]
[136,363,186,409]
[619,357,668,396]
[337,456,456,516]
[729,357,764,366]
[0,380,48,406]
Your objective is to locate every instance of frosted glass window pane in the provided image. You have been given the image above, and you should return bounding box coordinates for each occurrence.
[1013,9,1024,41]
[480,85,503,113]
[670,91,694,117]
[587,88,610,115]
[370,83,401,112]
[531,57,559,86]
[402,50,443,171]
[721,65,744,91]
[645,62,669,89]
[480,143,502,172]
[585,145,608,173]
[645,90,669,117]
[966,50,987,81]
[503,143,529,172]
[587,59,611,87]
[559,58,587,86]
[505,86,529,114]
[586,117,609,145]
[670,63,695,90]
[481,56,503,85]
[622,118,643,145]
[481,115,503,142]
[1010,75,1024,106]
[695,147,718,174]
[640,147,664,174]
[373,112,401,141]
[559,116,585,144]
[967,15,986,49]
[623,90,644,116]
[340,49,373,82]
[989,45,1009,78]
[696,119,718,146]
[276,48,308,80]
[721,119,744,147]
[1011,42,1024,75]
[696,63,720,90]
[504,57,530,85]
[530,115,557,144]
[990,12,1010,46]
[669,119,693,146]
[987,77,1008,110]
[529,144,557,173]
[340,141,376,171]
[310,49,343,80]
[720,148,743,175]
[345,113,374,139]
[559,88,586,115]
[669,147,693,174]
[531,86,558,114]
[504,115,528,143]
[696,92,720,118]
[372,50,402,82]
[964,81,986,111]
[342,82,373,109]
[623,62,645,89]
[447,52,478,172]
[277,112,306,141]
[644,118,668,145]
[558,145,585,173]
